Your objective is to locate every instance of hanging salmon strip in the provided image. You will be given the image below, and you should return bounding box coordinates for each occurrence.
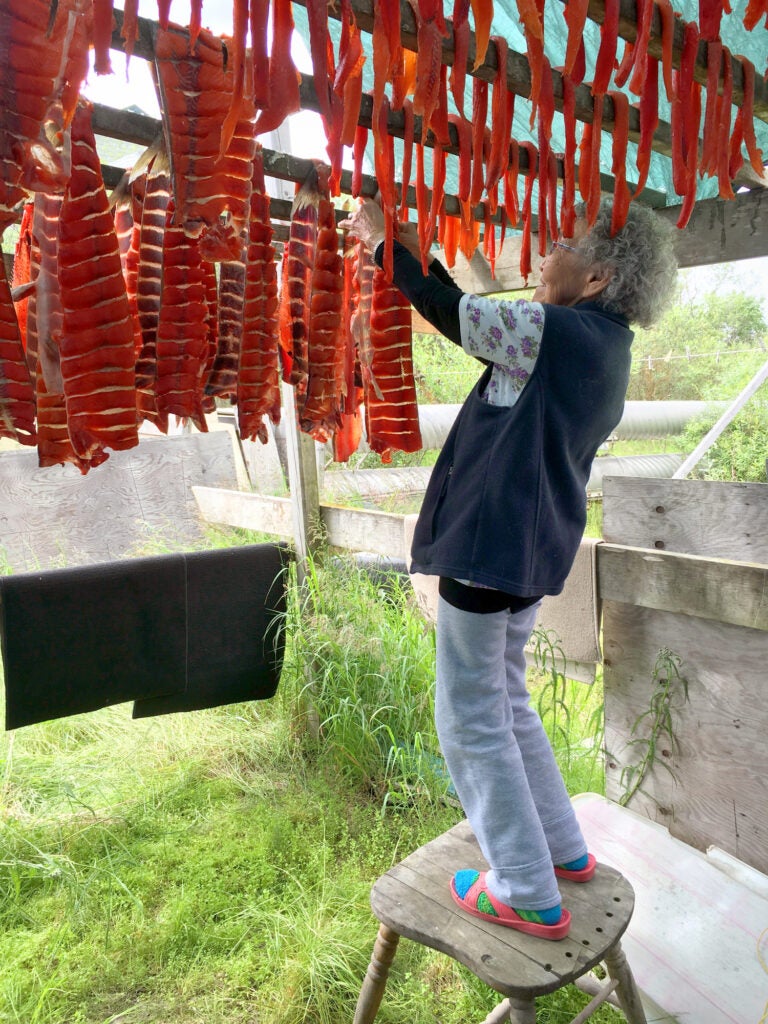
[206,259,246,401]
[408,0,449,129]
[154,25,255,245]
[252,0,301,136]
[92,0,114,74]
[155,201,210,432]
[364,267,422,458]
[133,149,171,435]
[351,241,379,403]
[298,168,345,443]
[470,0,494,69]
[0,0,88,229]
[58,99,139,462]
[332,236,364,462]
[450,0,471,117]
[0,249,36,446]
[278,171,322,391]
[238,145,281,445]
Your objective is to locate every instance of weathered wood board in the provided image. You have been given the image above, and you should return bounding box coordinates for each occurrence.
[602,601,768,876]
[0,433,238,571]
[602,477,768,562]
[193,486,408,559]
[598,544,768,633]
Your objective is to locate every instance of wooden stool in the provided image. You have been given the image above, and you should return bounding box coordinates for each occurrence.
[354,819,648,1024]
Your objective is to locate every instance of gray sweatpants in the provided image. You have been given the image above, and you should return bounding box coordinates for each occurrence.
[435,596,588,911]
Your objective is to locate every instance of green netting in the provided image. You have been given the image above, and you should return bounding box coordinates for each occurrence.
[294,0,767,216]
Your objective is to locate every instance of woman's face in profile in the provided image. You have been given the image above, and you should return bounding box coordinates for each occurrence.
[536,219,593,307]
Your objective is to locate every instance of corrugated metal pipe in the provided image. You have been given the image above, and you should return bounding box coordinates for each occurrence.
[307,401,724,456]
[611,401,725,440]
[320,453,685,502]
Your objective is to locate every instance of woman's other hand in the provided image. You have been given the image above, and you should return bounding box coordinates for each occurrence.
[338,198,385,252]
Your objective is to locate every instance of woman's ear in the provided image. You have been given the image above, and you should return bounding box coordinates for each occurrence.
[581,265,614,299]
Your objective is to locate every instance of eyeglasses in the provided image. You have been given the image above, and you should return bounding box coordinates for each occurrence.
[549,239,580,255]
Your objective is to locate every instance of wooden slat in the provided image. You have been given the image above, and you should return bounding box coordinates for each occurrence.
[193,486,408,559]
[602,477,768,562]
[91,103,160,146]
[597,543,768,632]
[603,601,768,874]
[655,186,768,266]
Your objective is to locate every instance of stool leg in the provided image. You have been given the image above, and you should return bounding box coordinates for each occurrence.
[353,923,400,1024]
[505,995,536,1024]
[603,941,648,1024]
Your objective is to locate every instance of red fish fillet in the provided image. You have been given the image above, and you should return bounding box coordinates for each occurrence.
[238,145,281,444]
[365,267,422,457]
[206,258,246,400]
[57,99,139,462]
[32,192,67,395]
[154,25,255,244]
[155,200,209,432]
[278,174,321,390]
[135,148,171,414]
[0,0,85,228]
[298,168,345,442]
[0,243,37,445]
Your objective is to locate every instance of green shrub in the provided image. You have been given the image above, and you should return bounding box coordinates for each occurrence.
[681,401,768,482]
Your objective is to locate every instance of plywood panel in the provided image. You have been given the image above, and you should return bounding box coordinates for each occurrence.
[603,601,768,875]
[602,477,768,562]
[0,434,238,571]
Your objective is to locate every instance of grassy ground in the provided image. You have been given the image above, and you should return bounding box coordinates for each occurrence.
[1,543,620,1024]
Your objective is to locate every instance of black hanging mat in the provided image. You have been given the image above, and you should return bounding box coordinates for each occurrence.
[0,543,291,730]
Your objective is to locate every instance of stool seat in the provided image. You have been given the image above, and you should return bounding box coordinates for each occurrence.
[355,819,648,1024]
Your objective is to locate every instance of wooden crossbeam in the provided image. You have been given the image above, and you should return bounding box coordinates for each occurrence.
[107,7,669,198]
[93,104,531,230]
[103,13,669,214]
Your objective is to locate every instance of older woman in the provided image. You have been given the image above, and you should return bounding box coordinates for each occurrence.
[341,198,677,939]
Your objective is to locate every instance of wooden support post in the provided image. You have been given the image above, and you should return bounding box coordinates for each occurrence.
[281,380,322,570]
[281,380,323,739]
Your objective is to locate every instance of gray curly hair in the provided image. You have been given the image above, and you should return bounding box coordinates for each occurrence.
[576,199,678,328]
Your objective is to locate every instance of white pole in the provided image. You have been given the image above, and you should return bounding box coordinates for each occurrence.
[672,359,768,479]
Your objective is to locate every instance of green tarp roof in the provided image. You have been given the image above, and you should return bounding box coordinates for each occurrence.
[294,0,767,214]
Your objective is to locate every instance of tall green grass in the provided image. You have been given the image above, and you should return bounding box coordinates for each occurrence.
[0,541,617,1024]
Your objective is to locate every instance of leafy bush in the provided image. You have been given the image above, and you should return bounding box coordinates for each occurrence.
[627,291,767,402]
[412,332,479,404]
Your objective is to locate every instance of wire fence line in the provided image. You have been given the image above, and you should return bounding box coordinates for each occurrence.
[635,347,767,368]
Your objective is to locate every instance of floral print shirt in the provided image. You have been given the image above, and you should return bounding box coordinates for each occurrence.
[458,294,545,408]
